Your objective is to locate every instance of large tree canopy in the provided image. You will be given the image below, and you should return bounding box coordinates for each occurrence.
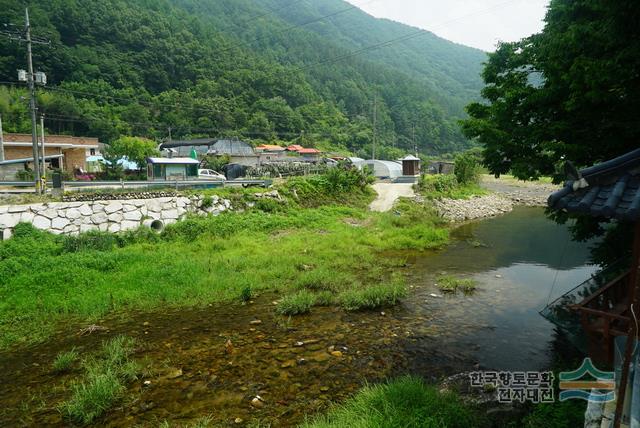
[462,0,640,181]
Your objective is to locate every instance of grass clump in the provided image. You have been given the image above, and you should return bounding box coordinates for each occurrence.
[277,290,316,315]
[58,336,138,424]
[339,280,407,311]
[60,370,124,425]
[436,275,477,294]
[52,348,79,373]
[302,376,481,428]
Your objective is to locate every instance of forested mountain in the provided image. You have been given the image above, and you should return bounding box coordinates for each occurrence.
[0,0,486,156]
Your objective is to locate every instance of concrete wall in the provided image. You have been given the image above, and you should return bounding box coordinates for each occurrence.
[0,195,232,239]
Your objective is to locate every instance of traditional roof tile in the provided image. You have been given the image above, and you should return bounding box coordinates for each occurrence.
[548,148,640,221]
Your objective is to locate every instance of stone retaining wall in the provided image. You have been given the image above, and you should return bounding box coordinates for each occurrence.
[0,195,232,239]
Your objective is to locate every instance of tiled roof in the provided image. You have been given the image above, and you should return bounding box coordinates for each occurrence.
[298,148,321,154]
[548,148,640,221]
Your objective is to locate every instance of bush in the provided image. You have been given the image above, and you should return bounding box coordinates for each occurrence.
[277,290,316,315]
[201,195,214,209]
[15,169,35,181]
[339,280,407,311]
[418,174,458,194]
[454,152,481,185]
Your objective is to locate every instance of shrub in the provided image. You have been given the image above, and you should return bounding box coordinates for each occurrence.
[277,290,316,315]
[240,286,253,302]
[418,174,459,194]
[339,281,407,311]
[15,169,35,181]
[254,198,285,213]
[454,152,481,185]
[52,348,79,373]
[201,195,214,209]
[62,231,118,253]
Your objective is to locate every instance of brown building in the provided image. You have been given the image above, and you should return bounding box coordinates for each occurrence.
[0,133,99,180]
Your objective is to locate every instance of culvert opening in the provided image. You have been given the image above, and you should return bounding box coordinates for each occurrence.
[143,219,165,233]
[150,220,164,232]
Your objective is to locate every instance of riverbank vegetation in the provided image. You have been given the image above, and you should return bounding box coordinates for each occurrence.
[58,336,139,424]
[0,169,448,350]
[303,376,482,428]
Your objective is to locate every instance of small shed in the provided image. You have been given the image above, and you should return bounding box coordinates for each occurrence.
[147,157,200,181]
[401,155,421,176]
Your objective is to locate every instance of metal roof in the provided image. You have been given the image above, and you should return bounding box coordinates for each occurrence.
[159,138,216,150]
[146,157,200,165]
[401,155,421,161]
[212,139,255,156]
[548,148,640,221]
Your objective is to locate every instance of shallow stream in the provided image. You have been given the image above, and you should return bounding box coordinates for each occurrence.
[0,207,596,426]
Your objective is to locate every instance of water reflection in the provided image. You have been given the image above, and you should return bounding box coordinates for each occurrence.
[405,207,597,372]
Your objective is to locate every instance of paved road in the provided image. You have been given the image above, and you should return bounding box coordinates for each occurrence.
[369,182,416,212]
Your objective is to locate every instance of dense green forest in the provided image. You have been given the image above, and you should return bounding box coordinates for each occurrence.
[0,0,485,157]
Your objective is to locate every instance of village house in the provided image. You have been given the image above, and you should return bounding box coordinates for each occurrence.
[0,133,99,180]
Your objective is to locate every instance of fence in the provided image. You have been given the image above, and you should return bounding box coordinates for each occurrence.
[0,179,272,193]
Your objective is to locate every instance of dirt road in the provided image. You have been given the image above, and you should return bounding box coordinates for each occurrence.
[369,182,415,212]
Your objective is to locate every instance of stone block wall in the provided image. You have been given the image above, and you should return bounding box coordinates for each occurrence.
[0,195,232,239]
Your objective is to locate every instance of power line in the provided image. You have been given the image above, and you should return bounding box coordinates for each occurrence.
[234,0,307,27]
[216,0,380,55]
[292,0,520,74]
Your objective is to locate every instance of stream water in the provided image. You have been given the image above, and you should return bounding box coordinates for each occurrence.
[0,207,596,427]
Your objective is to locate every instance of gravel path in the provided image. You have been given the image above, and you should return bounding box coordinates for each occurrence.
[369,182,416,212]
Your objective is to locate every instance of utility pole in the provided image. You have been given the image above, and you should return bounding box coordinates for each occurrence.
[3,8,50,193]
[372,95,377,160]
[412,123,417,156]
[25,9,42,193]
[0,113,4,162]
[40,114,46,181]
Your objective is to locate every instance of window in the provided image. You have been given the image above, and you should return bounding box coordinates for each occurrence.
[90,148,96,156]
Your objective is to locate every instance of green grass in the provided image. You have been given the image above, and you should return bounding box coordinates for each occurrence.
[436,275,477,294]
[302,376,482,428]
[52,348,79,373]
[276,290,316,315]
[339,280,407,311]
[417,174,488,200]
[0,174,450,349]
[58,336,139,424]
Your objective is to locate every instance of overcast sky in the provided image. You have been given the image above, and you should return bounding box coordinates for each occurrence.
[345,0,550,51]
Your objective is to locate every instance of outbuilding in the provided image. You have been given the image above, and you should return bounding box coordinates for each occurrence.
[365,160,403,180]
[401,155,421,176]
[146,157,200,181]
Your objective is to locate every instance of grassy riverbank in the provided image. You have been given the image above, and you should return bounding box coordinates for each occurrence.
[303,377,483,428]
[0,170,449,350]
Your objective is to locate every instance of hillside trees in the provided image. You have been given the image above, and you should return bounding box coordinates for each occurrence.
[0,0,485,155]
